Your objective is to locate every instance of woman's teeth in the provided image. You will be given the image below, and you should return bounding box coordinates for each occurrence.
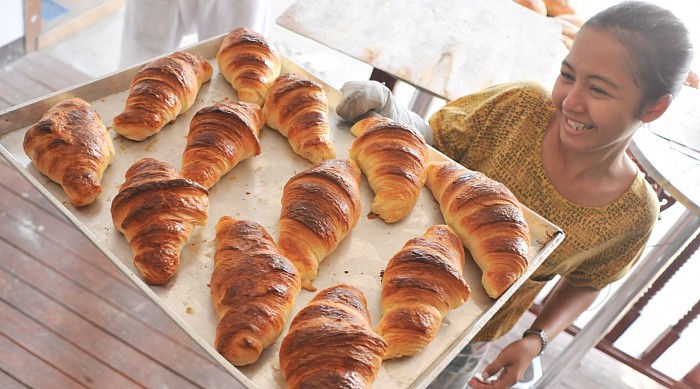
[567,118,593,130]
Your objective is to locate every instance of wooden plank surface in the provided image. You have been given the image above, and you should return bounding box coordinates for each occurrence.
[0,52,92,107]
[0,69,53,105]
[0,50,245,388]
[0,155,244,388]
[0,330,82,389]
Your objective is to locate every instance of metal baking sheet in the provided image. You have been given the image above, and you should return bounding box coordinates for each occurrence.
[0,36,563,389]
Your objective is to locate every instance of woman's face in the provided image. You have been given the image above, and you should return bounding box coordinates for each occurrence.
[550,26,646,154]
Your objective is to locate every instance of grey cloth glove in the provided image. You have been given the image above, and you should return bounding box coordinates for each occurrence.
[336,80,434,145]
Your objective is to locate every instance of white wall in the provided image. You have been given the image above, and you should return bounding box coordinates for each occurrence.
[0,0,25,47]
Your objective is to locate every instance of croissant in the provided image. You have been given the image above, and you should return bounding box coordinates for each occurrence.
[181,101,264,189]
[376,224,471,359]
[543,0,575,16]
[23,98,115,207]
[263,72,336,163]
[349,117,429,223]
[111,157,209,285]
[425,161,530,298]
[211,217,301,366]
[277,159,362,291]
[216,27,282,106]
[280,284,388,389]
[113,51,213,141]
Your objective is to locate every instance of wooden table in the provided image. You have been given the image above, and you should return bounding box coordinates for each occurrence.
[277,0,567,102]
[536,86,700,387]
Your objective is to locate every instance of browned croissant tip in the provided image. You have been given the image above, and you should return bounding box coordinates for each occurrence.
[270,72,323,95]
[216,333,262,366]
[351,116,425,140]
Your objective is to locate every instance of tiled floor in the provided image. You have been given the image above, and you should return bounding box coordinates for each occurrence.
[4,0,699,388]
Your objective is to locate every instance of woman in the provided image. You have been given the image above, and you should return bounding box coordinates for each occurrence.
[335,1,694,388]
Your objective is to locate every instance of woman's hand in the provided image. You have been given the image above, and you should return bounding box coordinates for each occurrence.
[468,336,541,389]
[336,80,392,122]
[336,80,434,144]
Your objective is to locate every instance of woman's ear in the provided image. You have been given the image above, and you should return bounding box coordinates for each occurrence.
[641,94,673,123]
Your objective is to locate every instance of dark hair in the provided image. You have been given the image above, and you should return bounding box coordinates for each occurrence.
[584,1,694,111]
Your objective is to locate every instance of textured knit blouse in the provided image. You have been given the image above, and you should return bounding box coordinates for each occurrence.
[428,80,660,342]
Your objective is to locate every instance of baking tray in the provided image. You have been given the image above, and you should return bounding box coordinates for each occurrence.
[0,36,564,389]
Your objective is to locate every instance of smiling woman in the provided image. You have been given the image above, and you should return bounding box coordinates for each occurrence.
[334,2,694,388]
[0,1,696,388]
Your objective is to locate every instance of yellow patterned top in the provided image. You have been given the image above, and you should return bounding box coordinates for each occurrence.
[429,81,660,341]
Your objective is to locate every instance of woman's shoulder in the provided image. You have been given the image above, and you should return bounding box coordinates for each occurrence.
[602,169,660,232]
[629,170,662,220]
[446,80,551,107]
[484,80,551,99]
[465,80,554,117]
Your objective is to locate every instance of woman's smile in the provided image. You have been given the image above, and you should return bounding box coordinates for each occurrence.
[564,117,594,134]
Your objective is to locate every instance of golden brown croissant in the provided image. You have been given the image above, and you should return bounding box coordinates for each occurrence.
[349,117,429,223]
[263,72,336,163]
[111,157,209,285]
[513,0,547,15]
[376,224,471,359]
[216,27,281,106]
[277,159,361,291]
[181,101,264,189]
[280,284,388,389]
[113,51,213,141]
[544,0,575,16]
[425,161,530,298]
[23,98,115,207]
[211,216,301,366]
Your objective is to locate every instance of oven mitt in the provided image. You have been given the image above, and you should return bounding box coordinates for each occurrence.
[336,80,434,145]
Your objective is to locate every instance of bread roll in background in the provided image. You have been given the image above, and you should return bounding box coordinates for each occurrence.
[216,27,281,106]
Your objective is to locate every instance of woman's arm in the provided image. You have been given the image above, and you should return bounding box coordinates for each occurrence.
[469,279,600,389]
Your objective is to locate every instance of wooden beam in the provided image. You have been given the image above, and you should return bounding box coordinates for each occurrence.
[37,0,125,49]
[23,0,41,52]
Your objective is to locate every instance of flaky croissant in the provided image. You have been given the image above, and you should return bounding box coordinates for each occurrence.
[211,217,301,366]
[543,0,575,16]
[216,27,281,106]
[349,117,429,223]
[277,159,362,291]
[280,284,388,389]
[425,161,530,298]
[113,51,213,141]
[263,72,336,163]
[181,101,264,189]
[23,98,115,207]
[111,158,208,285]
[376,224,471,359]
